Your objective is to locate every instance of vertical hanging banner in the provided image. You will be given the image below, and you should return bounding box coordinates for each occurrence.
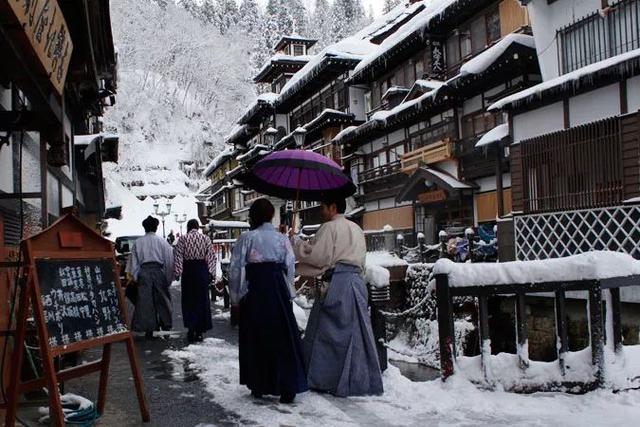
[429,38,445,81]
[4,0,74,96]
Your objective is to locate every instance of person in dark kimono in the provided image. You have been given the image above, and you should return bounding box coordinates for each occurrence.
[229,199,308,404]
[174,219,217,343]
[293,197,383,397]
[127,216,174,339]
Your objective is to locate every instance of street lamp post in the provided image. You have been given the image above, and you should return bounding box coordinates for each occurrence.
[293,126,307,147]
[264,127,279,147]
[174,213,187,234]
[153,200,172,238]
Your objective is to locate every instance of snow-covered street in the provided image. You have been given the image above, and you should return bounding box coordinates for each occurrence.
[162,301,640,427]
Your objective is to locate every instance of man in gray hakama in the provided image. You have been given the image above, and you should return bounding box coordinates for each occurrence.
[127,216,174,337]
[293,198,383,397]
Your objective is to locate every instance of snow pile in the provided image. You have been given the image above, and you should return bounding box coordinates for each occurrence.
[434,251,640,288]
[366,251,408,267]
[365,264,390,288]
[165,338,640,426]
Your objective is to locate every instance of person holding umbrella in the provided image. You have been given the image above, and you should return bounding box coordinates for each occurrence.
[228,199,308,404]
[241,149,383,397]
[292,196,383,397]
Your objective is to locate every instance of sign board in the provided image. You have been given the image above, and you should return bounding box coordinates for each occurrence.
[6,0,74,96]
[4,214,149,427]
[35,259,127,349]
[418,189,447,204]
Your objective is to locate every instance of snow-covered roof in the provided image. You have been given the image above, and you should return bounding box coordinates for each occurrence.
[414,79,445,91]
[350,0,461,81]
[254,54,312,82]
[458,34,535,76]
[490,47,640,111]
[278,41,369,107]
[475,124,509,148]
[335,34,536,145]
[208,220,250,229]
[236,144,270,162]
[74,132,119,146]
[203,145,235,177]
[238,92,279,125]
[433,251,640,288]
[424,166,473,189]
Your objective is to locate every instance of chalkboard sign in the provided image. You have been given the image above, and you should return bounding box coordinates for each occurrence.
[35,259,127,348]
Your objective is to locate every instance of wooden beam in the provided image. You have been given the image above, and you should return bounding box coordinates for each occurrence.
[555,290,569,375]
[478,295,491,383]
[609,288,623,353]
[436,273,455,380]
[588,284,605,387]
[515,293,529,369]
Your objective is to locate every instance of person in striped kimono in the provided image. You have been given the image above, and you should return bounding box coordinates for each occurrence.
[174,219,217,342]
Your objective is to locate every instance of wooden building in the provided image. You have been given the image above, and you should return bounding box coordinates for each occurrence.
[491,0,640,261]
[336,0,535,243]
[0,0,118,402]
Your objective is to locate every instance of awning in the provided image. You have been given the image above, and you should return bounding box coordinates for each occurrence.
[475,124,509,148]
[396,166,476,203]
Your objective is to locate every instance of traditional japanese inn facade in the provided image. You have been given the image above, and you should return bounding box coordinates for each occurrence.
[491,0,640,261]
[201,0,640,263]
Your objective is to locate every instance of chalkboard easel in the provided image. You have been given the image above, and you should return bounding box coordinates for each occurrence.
[3,214,150,427]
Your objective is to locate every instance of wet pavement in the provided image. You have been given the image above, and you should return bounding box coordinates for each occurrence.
[16,287,438,426]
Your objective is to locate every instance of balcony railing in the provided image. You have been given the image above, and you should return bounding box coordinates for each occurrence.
[358,161,402,183]
[400,139,454,174]
[557,0,640,74]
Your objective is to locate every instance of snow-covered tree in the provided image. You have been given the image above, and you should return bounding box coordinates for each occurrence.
[107,0,255,184]
[308,0,334,50]
[330,0,368,41]
[383,0,402,14]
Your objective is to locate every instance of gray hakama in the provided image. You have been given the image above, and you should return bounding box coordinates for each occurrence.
[303,263,384,397]
[131,262,173,333]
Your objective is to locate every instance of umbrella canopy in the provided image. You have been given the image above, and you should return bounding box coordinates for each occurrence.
[241,150,357,202]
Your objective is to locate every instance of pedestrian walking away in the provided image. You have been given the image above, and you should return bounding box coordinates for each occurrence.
[293,197,384,397]
[174,219,217,342]
[127,216,174,338]
[167,230,176,246]
[229,199,308,404]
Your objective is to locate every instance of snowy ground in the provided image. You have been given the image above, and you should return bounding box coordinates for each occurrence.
[165,303,640,426]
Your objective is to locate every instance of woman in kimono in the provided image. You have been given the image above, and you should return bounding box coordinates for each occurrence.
[174,219,217,342]
[229,199,308,404]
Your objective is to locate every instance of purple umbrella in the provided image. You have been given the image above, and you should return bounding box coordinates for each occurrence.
[242,150,356,202]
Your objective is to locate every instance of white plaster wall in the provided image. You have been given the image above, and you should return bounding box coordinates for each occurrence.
[513,102,564,142]
[627,75,640,113]
[437,159,459,178]
[379,197,395,210]
[275,114,289,132]
[387,129,404,145]
[463,95,483,114]
[0,86,10,109]
[349,86,366,121]
[0,138,12,193]
[526,0,604,80]
[62,185,74,208]
[569,83,620,126]
[475,174,512,193]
